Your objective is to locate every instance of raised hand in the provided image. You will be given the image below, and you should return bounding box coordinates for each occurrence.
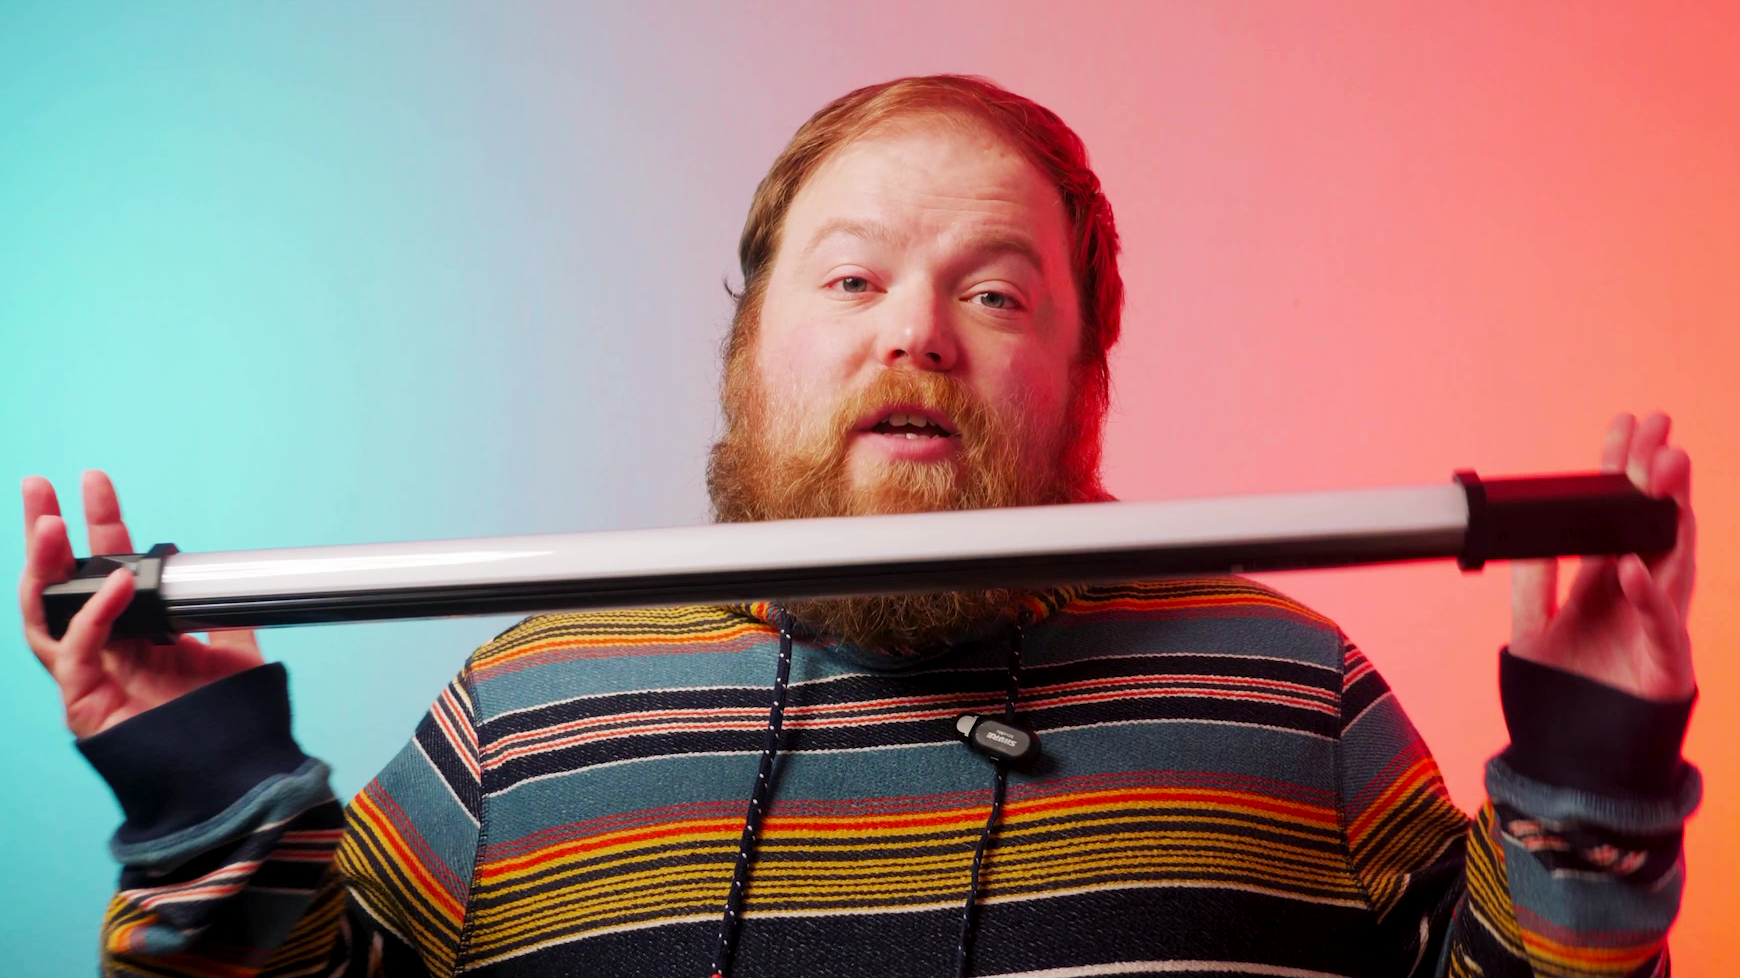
[19,471,264,738]
[1509,412,1696,702]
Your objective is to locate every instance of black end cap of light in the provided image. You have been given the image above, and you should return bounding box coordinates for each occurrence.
[41,543,179,644]
[1455,471,1677,572]
[1455,470,1487,571]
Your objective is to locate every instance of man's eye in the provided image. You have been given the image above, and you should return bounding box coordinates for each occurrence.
[838,276,870,294]
[973,290,1016,310]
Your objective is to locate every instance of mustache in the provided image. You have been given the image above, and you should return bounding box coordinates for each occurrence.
[821,370,997,450]
[708,352,1080,523]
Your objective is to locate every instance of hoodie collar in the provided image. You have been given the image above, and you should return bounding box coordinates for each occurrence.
[734,586,1077,669]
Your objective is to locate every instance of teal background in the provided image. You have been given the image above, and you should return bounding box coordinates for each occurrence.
[0,5,760,970]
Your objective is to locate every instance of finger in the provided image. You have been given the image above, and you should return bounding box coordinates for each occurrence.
[1568,550,1614,601]
[21,476,62,541]
[57,568,134,680]
[25,514,75,583]
[81,470,134,557]
[18,514,76,644]
[1616,554,1695,700]
[1509,558,1558,646]
[1651,443,1691,508]
[1650,445,1696,611]
[1626,412,1670,490]
[188,628,263,666]
[221,628,262,657]
[1600,413,1636,473]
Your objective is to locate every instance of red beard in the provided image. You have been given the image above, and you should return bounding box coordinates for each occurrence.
[707,363,1087,651]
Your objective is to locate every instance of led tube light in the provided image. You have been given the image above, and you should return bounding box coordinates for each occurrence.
[40,471,1678,642]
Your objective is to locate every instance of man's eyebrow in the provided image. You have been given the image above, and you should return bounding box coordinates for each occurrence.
[799,218,903,259]
[800,219,1047,273]
[954,230,1046,274]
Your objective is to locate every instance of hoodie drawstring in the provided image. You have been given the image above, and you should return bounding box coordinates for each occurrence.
[711,607,1031,978]
[955,608,1029,978]
[710,612,794,978]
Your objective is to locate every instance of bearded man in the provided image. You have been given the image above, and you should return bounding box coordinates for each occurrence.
[21,75,1699,978]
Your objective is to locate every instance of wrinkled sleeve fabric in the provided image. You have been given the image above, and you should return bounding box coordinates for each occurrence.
[79,661,485,977]
[1334,639,1699,978]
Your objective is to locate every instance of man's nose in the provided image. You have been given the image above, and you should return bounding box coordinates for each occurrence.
[875,293,958,371]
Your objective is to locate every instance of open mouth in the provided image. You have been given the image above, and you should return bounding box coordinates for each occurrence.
[867,410,956,439]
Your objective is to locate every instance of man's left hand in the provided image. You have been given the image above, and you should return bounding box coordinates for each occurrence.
[1509,411,1697,702]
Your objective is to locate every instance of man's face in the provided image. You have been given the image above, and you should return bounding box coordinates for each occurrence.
[754,119,1083,507]
[708,117,1087,649]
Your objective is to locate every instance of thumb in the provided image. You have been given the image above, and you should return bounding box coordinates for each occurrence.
[1509,557,1558,647]
[56,568,134,705]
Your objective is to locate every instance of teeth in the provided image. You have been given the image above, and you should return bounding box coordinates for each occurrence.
[876,411,949,434]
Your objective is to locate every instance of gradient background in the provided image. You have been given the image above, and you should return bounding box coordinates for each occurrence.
[2,3,1735,973]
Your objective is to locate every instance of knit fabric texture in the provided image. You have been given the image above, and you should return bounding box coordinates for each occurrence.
[86,578,1699,977]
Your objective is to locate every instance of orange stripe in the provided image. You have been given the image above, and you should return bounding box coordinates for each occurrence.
[351,790,465,921]
[1347,754,1439,841]
[480,786,1339,879]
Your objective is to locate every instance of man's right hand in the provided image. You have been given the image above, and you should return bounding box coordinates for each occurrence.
[20,471,263,739]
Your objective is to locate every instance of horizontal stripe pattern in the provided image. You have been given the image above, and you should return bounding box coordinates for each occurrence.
[95,576,1687,978]
[476,651,1345,790]
[333,668,484,976]
[464,773,1367,963]
[452,580,1374,972]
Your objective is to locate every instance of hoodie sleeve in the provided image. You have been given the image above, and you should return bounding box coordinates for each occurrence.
[1334,641,1699,978]
[79,661,485,977]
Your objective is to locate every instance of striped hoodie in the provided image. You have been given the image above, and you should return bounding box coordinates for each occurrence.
[78,577,1699,977]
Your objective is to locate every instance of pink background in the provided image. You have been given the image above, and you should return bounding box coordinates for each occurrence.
[713,2,1740,964]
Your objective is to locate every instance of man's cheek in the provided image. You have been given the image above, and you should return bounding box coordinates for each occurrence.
[760,335,842,404]
[747,351,804,418]
[773,379,837,442]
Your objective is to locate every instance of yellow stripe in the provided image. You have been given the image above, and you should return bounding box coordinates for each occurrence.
[335,791,465,968]
[465,791,1365,953]
[472,579,1332,673]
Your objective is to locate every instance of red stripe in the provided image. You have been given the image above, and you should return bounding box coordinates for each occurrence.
[356,787,467,917]
[480,785,1338,874]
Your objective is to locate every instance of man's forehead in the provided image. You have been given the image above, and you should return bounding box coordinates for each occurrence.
[781,122,1068,263]
[811,123,1052,205]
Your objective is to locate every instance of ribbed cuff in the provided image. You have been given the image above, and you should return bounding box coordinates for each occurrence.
[1497,648,1694,798]
[77,663,313,846]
